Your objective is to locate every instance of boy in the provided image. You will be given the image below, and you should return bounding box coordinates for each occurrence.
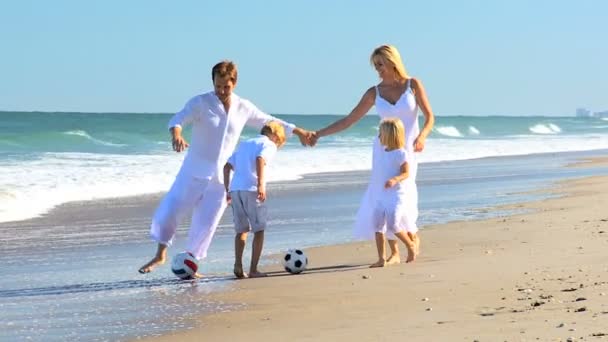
[223,121,286,278]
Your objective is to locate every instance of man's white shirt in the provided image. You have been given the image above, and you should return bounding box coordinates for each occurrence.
[168,91,294,180]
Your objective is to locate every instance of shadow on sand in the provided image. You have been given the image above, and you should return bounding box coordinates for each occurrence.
[0,264,367,298]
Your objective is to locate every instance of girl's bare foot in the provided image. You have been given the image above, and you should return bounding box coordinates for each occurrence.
[386,254,401,265]
[233,264,247,279]
[405,246,417,263]
[248,271,268,278]
[138,256,166,274]
[414,236,421,255]
[369,259,386,268]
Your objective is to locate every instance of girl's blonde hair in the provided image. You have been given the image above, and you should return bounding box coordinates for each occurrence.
[261,121,286,147]
[370,45,409,81]
[379,118,406,150]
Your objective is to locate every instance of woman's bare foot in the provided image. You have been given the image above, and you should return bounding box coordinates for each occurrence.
[248,271,268,278]
[234,264,247,279]
[138,255,166,274]
[369,259,386,268]
[386,254,401,265]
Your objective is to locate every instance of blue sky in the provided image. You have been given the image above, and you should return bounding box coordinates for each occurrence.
[1,0,606,116]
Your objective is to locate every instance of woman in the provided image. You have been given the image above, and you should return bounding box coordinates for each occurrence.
[313,44,435,265]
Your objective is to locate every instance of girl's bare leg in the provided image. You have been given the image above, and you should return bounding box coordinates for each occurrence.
[394,231,417,263]
[386,239,400,265]
[370,232,387,268]
[408,232,420,255]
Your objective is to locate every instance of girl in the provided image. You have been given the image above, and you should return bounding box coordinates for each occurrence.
[369,118,417,267]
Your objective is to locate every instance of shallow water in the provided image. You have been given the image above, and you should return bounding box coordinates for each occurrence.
[0,149,607,341]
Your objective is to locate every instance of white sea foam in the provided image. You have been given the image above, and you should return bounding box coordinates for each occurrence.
[63,130,126,147]
[435,126,463,137]
[2,132,608,223]
[468,126,480,135]
[529,123,562,134]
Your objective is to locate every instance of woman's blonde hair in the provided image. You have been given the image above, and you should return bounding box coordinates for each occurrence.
[370,45,409,81]
[261,121,286,147]
[379,118,406,150]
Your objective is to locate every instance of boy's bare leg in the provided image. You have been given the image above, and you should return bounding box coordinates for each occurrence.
[386,239,400,265]
[394,231,417,263]
[249,230,267,278]
[370,232,387,268]
[408,232,420,255]
[234,232,248,279]
[138,243,168,274]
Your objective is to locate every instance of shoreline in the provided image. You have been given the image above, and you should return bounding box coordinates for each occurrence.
[2,151,607,341]
[2,148,607,226]
[138,161,608,341]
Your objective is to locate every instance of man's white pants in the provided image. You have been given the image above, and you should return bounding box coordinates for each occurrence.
[150,171,227,260]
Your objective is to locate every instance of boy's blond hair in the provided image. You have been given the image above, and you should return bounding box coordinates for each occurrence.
[379,118,406,150]
[260,121,286,147]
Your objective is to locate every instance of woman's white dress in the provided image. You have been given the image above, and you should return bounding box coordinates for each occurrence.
[353,79,420,240]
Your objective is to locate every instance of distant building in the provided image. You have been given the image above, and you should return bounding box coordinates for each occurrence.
[594,110,608,118]
[576,108,592,117]
[576,108,608,118]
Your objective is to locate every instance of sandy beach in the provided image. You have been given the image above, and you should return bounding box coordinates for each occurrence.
[140,162,608,341]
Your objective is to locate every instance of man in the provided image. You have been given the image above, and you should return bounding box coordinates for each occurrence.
[139,60,312,276]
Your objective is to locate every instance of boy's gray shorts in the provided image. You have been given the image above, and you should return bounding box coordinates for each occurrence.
[230,191,268,233]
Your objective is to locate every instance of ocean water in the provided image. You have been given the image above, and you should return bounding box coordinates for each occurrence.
[2,111,608,223]
[1,111,608,341]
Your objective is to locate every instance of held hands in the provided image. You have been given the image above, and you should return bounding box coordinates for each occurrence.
[294,128,318,147]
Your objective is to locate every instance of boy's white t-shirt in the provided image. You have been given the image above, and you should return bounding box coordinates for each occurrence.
[227,135,277,192]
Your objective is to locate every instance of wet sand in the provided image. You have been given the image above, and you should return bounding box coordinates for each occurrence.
[140,167,608,341]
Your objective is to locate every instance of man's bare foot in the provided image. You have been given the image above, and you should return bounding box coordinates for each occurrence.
[248,271,268,278]
[233,264,247,279]
[138,256,166,274]
[386,254,400,265]
[369,259,386,268]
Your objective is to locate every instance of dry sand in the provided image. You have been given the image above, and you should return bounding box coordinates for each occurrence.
[140,173,608,341]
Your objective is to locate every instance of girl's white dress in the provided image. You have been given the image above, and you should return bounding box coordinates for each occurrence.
[353,79,420,240]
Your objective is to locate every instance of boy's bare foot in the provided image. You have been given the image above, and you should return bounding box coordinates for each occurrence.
[138,256,166,274]
[386,254,400,265]
[369,259,386,268]
[233,264,247,279]
[193,272,204,279]
[248,271,268,278]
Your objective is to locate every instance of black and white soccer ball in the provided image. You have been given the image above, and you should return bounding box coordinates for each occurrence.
[171,252,198,280]
[283,249,308,274]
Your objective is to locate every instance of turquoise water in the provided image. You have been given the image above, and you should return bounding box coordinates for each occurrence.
[2,111,608,223]
[1,109,608,340]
